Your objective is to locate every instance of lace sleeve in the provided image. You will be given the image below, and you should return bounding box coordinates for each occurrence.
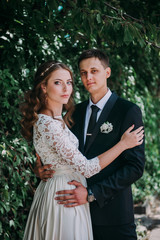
[41,117,101,178]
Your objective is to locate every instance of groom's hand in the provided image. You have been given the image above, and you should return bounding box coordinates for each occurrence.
[55,180,88,207]
[34,154,55,181]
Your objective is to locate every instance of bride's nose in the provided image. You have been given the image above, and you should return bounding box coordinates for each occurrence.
[62,83,67,91]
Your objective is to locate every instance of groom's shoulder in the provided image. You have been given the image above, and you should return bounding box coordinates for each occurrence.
[75,100,88,111]
[116,95,140,111]
[72,100,88,119]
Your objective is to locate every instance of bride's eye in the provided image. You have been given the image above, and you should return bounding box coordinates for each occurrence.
[54,81,61,85]
[67,80,72,85]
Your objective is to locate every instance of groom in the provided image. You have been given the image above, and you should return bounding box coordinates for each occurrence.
[35,49,145,240]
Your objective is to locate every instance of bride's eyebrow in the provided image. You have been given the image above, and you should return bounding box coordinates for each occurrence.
[53,78,72,81]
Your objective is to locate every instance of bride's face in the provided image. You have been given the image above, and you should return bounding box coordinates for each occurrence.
[41,69,73,107]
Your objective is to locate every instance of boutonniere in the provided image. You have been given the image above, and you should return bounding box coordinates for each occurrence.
[100,121,113,134]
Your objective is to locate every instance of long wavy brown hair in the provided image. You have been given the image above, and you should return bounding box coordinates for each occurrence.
[20,60,75,142]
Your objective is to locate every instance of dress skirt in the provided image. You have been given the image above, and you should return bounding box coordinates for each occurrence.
[23,167,93,240]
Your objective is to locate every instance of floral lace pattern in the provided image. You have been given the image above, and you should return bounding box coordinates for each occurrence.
[33,114,101,178]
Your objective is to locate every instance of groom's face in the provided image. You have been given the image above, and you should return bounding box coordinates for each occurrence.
[79,57,111,97]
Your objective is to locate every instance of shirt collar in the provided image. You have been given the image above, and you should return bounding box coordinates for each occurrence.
[88,88,112,110]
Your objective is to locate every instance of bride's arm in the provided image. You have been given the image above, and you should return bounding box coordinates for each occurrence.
[98,125,143,170]
[41,119,143,178]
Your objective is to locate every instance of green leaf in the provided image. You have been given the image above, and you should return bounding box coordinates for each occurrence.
[124,25,133,45]
[9,220,15,227]
[47,0,59,11]
[0,221,2,234]
[129,24,145,47]
[96,13,101,24]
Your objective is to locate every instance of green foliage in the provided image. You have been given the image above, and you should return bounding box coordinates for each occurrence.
[119,65,160,203]
[0,69,22,134]
[0,137,37,239]
[0,0,160,238]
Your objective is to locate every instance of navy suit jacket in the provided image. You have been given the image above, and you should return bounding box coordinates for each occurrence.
[71,92,145,226]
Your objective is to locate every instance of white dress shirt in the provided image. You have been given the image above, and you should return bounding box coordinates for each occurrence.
[84,89,112,143]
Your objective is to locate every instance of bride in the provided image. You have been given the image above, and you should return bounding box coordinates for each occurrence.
[21,60,144,240]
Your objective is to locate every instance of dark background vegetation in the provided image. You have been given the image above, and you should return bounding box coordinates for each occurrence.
[0,0,160,239]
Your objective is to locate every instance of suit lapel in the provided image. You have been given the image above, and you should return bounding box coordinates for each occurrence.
[78,101,88,153]
[84,92,118,154]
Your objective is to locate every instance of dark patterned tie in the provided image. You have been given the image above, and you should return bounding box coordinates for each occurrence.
[85,105,100,150]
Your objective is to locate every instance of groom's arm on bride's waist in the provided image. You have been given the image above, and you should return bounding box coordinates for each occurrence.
[89,104,145,208]
[34,153,55,181]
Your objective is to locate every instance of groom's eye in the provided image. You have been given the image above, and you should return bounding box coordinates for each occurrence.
[92,70,97,73]
[80,72,86,76]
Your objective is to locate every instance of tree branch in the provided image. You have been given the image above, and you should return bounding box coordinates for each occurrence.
[104,2,143,23]
[104,2,160,49]
[145,40,160,49]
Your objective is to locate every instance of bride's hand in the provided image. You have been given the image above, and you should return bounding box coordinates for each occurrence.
[121,125,144,150]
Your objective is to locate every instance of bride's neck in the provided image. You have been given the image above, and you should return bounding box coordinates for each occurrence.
[40,108,62,117]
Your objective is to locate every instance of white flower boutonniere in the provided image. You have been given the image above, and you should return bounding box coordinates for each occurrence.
[100,121,113,134]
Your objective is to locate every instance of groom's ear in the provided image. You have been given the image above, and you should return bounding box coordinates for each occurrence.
[106,67,111,78]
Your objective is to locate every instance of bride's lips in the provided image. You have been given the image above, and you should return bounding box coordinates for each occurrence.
[61,94,69,98]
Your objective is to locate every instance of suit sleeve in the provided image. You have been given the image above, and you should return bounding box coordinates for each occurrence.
[91,104,145,208]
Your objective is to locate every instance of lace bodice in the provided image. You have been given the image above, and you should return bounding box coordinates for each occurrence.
[33,114,101,178]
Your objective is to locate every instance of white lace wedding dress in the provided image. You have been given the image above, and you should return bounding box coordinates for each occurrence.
[23,114,101,240]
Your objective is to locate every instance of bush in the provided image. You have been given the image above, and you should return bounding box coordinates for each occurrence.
[0,137,37,239]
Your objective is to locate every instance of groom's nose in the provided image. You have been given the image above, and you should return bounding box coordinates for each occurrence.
[86,72,92,80]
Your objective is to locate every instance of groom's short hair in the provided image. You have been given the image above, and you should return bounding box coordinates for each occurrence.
[78,49,109,69]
